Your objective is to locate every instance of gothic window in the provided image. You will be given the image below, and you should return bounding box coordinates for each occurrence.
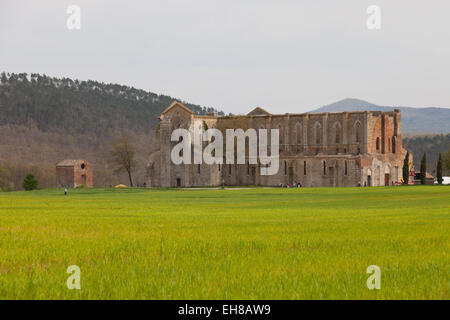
[278,125,283,146]
[344,160,348,176]
[335,122,341,144]
[376,137,380,151]
[284,161,287,175]
[303,161,307,175]
[392,137,396,154]
[178,134,184,157]
[295,122,302,145]
[315,122,322,145]
[197,164,201,174]
[323,161,327,175]
[355,121,362,143]
[197,124,203,147]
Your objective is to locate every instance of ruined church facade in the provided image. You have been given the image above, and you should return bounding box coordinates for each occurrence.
[147,102,407,188]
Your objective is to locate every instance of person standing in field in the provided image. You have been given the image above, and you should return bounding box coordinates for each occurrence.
[64,188,67,195]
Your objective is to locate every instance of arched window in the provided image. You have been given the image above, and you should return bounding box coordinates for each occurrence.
[197,164,201,174]
[259,125,265,136]
[259,125,265,151]
[323,161,327,175]
[228,164,232,175]
[198,123,203,146]
[278,125,283,146]
[376,137,380,151]
[334,122,341,144]
[303,161,307,175]
[315,122,322,145]
[284,161,287,175]
[247,161,250,175]
[355,121,362,143]
[285,128,289,147]
[344,160,348,176]
[178,135,184,157]
[392,137,396,154]
[295,122,302,145]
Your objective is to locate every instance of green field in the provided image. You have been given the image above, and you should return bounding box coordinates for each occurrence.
[0,186,448,299]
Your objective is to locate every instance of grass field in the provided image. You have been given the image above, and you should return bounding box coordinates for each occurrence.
[0,186,448,299]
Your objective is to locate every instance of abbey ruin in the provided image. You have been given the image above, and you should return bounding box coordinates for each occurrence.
[147,102,407,187]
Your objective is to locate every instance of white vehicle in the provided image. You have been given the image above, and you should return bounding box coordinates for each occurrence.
[434,176,450,185]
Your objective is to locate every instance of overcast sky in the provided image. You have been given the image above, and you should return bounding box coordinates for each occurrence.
[1,0,450,114]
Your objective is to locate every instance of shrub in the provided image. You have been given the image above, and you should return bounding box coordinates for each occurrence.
[23,174,38,191]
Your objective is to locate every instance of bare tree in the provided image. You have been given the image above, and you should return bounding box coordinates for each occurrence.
[109,133,137,187]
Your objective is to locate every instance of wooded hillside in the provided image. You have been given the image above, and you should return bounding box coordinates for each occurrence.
[0,73,222,134]
[0,73,448,190]
[0,73,222,190]
[403,133,450,176]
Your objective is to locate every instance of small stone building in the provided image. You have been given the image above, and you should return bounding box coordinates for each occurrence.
[56,159,93,188]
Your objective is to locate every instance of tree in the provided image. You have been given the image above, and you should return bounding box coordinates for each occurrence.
[436,153,443,184]
[402,134,450,172]
[1,72,7,84]
[23,173,38,191]
[402,152,409,184]
[202,120,209,131]
[444,150,450,173]
[420,152,427,184]
[109,133,137,187]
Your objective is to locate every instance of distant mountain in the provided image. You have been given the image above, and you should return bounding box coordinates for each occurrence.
[312,98,450,133]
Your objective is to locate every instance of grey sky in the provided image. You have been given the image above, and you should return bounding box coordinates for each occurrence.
[1,0,449,114]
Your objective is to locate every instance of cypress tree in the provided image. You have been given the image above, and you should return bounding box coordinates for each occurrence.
[437,153,443,184]
[420,153,427,185]
[402,152,410,185]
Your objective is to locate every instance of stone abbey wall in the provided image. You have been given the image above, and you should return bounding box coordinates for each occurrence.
[147,102,407,188]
